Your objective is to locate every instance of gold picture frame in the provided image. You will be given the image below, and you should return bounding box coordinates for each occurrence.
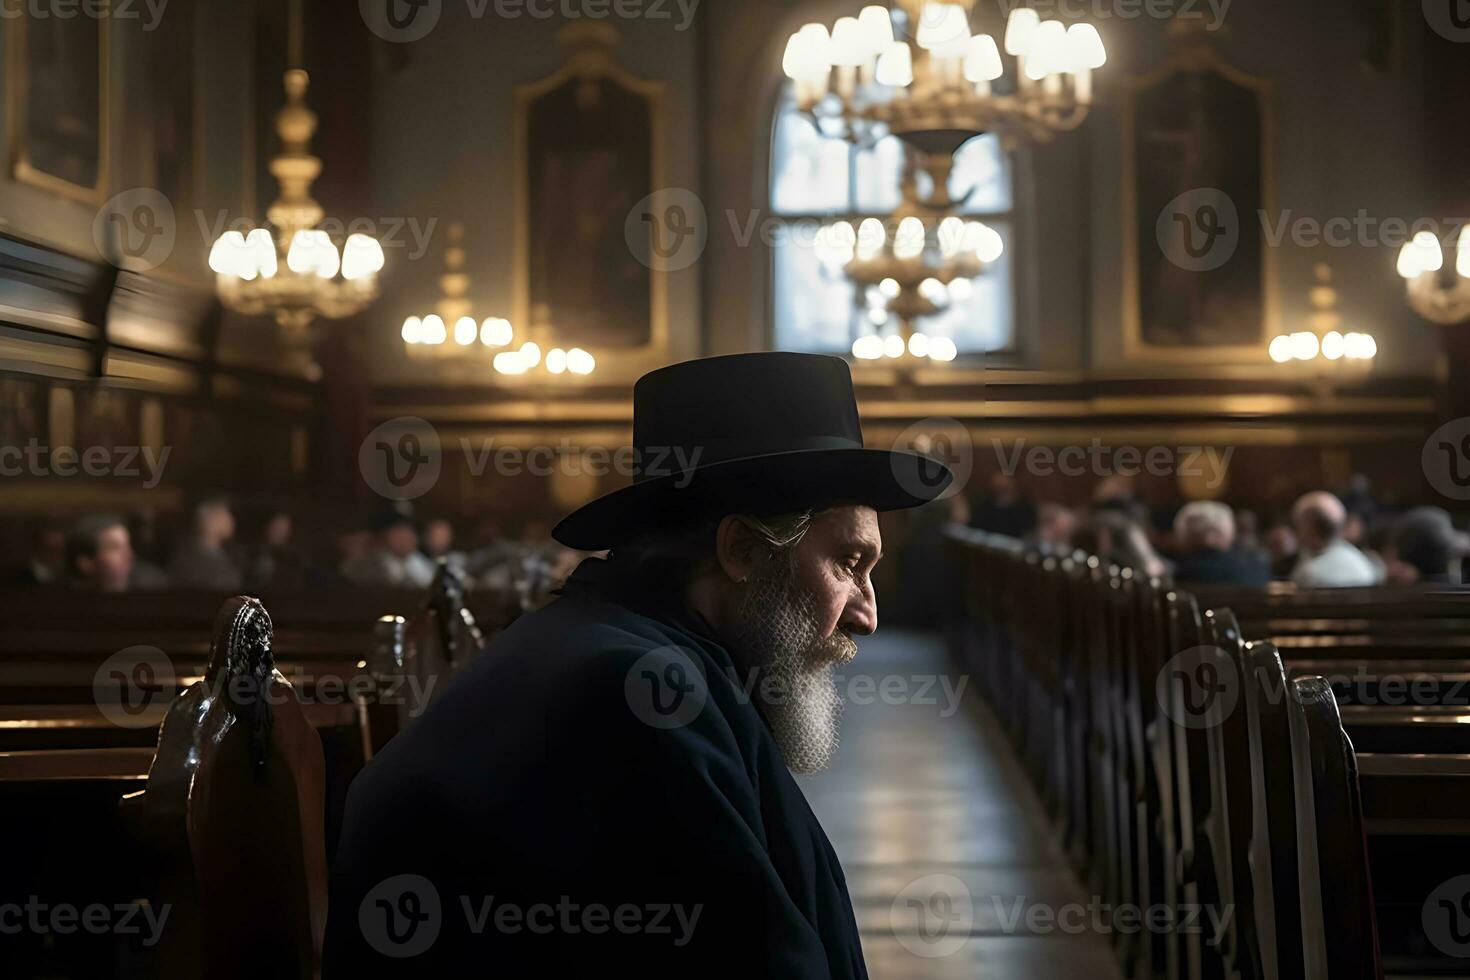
[6,3,112,205]
[513,22,671,386]
[1120,39,1278,364]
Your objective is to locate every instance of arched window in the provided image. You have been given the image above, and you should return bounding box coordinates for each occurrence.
[769,88,1016,356]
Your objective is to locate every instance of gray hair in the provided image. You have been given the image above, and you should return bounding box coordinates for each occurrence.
[1174,500,1235,551]
[609,509,818,592]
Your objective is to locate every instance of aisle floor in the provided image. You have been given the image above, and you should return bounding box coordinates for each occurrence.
[798,629,1126,979]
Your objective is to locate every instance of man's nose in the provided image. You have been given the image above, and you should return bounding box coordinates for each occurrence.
[842,587,877,637]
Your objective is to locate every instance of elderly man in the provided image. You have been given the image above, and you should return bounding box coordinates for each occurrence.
[325,353,951,976]
[1290,490,1380,588]
[1171,500,1270,586]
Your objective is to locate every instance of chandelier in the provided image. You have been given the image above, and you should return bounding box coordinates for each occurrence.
[401,222,515,361]
[208,70,384,340]
[1269,262,1376,368]
[1396,227,1470,325]
[782,2,1105,150]
[817,208,1001,362]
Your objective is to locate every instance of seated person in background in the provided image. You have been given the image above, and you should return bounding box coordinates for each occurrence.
[968,473,1037,538]
[1171,500,1270,586]
[1264,521,1298,579]
[243,509,310,591]
[66,514,134,593]
[4,522,65,587]
[1383,506,1470,586]
[421,517,465,569]
[1289,491,1381,588]
[1032,501,1078,551]
[1076,509,1170,579]
[343,511,437,589]
[126,508,171,589]
[169,496,243,591]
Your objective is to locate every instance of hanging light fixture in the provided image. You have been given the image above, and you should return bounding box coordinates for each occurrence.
[1268,262,1376,370]
[782,2,1105,150]
[401,222,515,362]
[208,3,384,350]
[1396,226,1470,324]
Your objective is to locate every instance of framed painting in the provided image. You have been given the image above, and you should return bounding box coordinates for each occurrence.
[6,2,111,204]
[1121,40,1278,363]
[514,22,670,383]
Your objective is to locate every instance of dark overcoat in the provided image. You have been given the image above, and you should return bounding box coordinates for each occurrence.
[322,557,869,978]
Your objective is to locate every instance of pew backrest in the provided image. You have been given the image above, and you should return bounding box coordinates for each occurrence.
[138,596,326,980]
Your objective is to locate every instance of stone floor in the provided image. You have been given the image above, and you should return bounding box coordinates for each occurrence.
[798,629,1126,979]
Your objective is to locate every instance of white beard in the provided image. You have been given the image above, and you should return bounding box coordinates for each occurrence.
[730,561,858,774]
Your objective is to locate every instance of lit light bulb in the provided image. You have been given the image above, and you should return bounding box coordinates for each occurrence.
[879,277,900,299]
[916,4,970,55]
[1004,8,1039,55]
[894,216,926,260]
[883,333,906,358]
[493,351,530,375]
[964,34,1003,82]
[341,234,384,281]
[1398,230,1443,279]
[822,221,858,268]
[1458,225,1470,280]
[454,316,478,345]
[1025,20,1068,80]
[1065,23,1106,70]
[908,332,931,357]
[1288,330,1319,360]
[918,277,948,304]
[567,348,596,375]
[928,336,958,361]
[209,231,249,278]
[401,316,423,344]
[938,216,967,258]
[972,222,1004,263]
[480,317,514,347]
[875,42,913,87]
[948,277,973,301]
[1268,335,1293,363]
[830,17,868,68]
[852,335,884,359]
[1321,330,1345,360]
[519,341,541,367]
[858,6,894,57]
[546,348,568,374]
[421,315,447,345]
[245,228,278,279]
[856,217,886,261]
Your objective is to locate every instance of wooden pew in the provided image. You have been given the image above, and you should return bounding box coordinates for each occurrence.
[1288,675,1382,980]
[944,526,1470,980]
[123,595,327,980]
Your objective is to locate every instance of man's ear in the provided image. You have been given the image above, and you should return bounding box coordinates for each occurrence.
[713,515,765,584]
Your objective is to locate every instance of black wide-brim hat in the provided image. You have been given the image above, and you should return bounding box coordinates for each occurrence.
[552,352,954,550]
